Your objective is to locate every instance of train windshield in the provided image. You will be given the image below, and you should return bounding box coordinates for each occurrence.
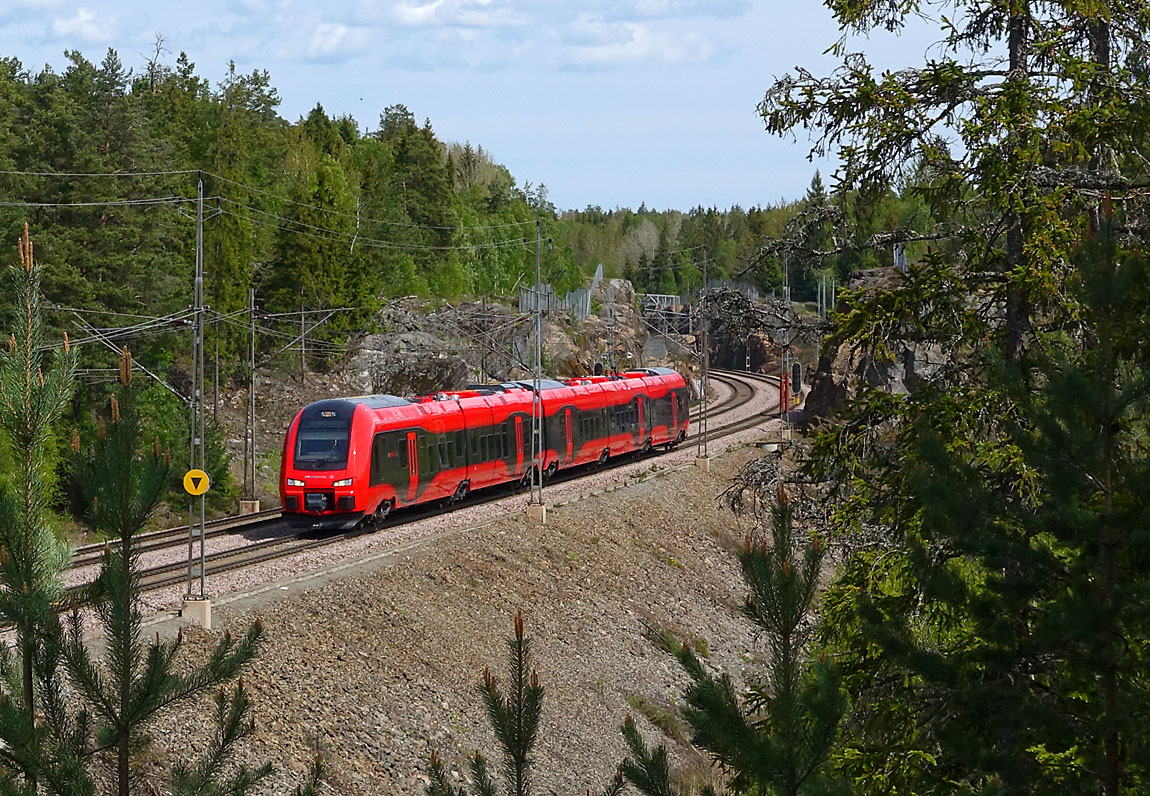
[294,418,351,470]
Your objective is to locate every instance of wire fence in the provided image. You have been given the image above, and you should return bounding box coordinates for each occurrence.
[518,263,604,322]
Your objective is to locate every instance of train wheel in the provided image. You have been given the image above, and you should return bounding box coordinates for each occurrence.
[544,461,559,481]
[597,449,609,467]
[370,499,393,526]
[518,469,533,490]
[641,438,652,455]
[452,481,469,503]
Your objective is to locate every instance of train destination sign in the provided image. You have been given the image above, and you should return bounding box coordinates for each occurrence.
[183,469,211,496]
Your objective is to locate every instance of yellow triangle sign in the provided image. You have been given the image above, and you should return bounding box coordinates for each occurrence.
[183,469,211,496]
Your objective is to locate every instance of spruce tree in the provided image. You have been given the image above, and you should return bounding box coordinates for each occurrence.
[853,208,1150,793]
[0,223,77,791]
[66,348,268,796]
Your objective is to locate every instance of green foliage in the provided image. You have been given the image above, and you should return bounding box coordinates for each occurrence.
[623,482,845,796]
[67,357,270,795]
[624,695,687,744]
[0,223,77,792]
[427,612,621,796]
[763,2,1150,792]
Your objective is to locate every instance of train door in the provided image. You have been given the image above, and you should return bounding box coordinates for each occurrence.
[406,432,418,502]
[564,408,573,463]
[671,391,678,435]
[637,397,645,441]
[515,416,524,475]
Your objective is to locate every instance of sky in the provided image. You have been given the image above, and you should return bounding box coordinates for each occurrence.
[0,0,941,212]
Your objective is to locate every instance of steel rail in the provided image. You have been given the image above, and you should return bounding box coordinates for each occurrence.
[67,370,779,596]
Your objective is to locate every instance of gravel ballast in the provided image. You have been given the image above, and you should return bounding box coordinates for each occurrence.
[147,442,775,796]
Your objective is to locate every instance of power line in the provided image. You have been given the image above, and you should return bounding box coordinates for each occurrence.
[205,170,538,231]
[218,203,532,252]
[0,196,197,208]
[0,168,198,177]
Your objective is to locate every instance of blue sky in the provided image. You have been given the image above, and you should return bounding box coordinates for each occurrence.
[0,0,939,212]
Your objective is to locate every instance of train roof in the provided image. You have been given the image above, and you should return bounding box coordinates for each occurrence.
[512,379,568,391]
[462,382,533,394]
[300,395,409,420]
[348,394,411,408]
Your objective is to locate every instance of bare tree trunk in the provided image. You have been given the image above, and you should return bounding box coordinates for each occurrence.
[1003,6,1030,364]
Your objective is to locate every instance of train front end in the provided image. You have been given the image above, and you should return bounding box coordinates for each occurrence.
[280,399,366,530]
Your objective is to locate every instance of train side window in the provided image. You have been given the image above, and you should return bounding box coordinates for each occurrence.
[418,436,430,475]
[370,433,384,486]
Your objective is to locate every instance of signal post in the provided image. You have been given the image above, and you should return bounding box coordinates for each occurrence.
[182,467,212,628]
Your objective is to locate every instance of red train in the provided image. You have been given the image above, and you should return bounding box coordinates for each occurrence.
[280,367,690,529]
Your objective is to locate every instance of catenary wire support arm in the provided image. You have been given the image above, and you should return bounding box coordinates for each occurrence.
[529,219,545,508]
[70,314,189,403]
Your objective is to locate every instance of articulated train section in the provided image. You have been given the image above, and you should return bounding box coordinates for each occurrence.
[63,368,785,602]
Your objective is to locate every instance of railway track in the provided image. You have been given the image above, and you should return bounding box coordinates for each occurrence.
[69,369,781,597]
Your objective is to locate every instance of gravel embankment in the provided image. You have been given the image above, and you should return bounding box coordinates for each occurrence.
[141,437,781,796]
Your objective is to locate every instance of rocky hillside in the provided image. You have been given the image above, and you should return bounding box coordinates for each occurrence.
[152,447,770,796]
[215,279,697,509]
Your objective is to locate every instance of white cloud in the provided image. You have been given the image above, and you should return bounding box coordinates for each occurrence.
[306,22,370,60]
[393,0,445,26]
[564,22,714,70]
[632,0,749,19]
[388,0,525,28]
[51,7,116,43]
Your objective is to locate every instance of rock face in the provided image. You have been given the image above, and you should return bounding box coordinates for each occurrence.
[349,332,471,396]
[802,267,944,427]
[217,281,698,513]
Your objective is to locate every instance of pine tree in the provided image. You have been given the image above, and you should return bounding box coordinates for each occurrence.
[0,223,77,792]
[66,348,268,796]
[622,477,845,796]
[427,612,624,796]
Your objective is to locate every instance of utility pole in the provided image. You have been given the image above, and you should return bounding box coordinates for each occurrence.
[527,219,546,522]
[213,335,219,421]
[241,286,259,513]
[608,284,616,373]
[781,254,792,437]
[300,306,306,381]
[695,250,710,471]
[184,171,209,623]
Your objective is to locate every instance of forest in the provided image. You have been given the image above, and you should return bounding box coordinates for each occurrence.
[0,46,849,348]
[2,0,1150,793]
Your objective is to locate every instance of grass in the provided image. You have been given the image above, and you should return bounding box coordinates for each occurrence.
[625,694,687,743]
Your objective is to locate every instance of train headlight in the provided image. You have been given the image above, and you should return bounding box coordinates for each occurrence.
[333,478,353,487]
[286,478,305,487]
